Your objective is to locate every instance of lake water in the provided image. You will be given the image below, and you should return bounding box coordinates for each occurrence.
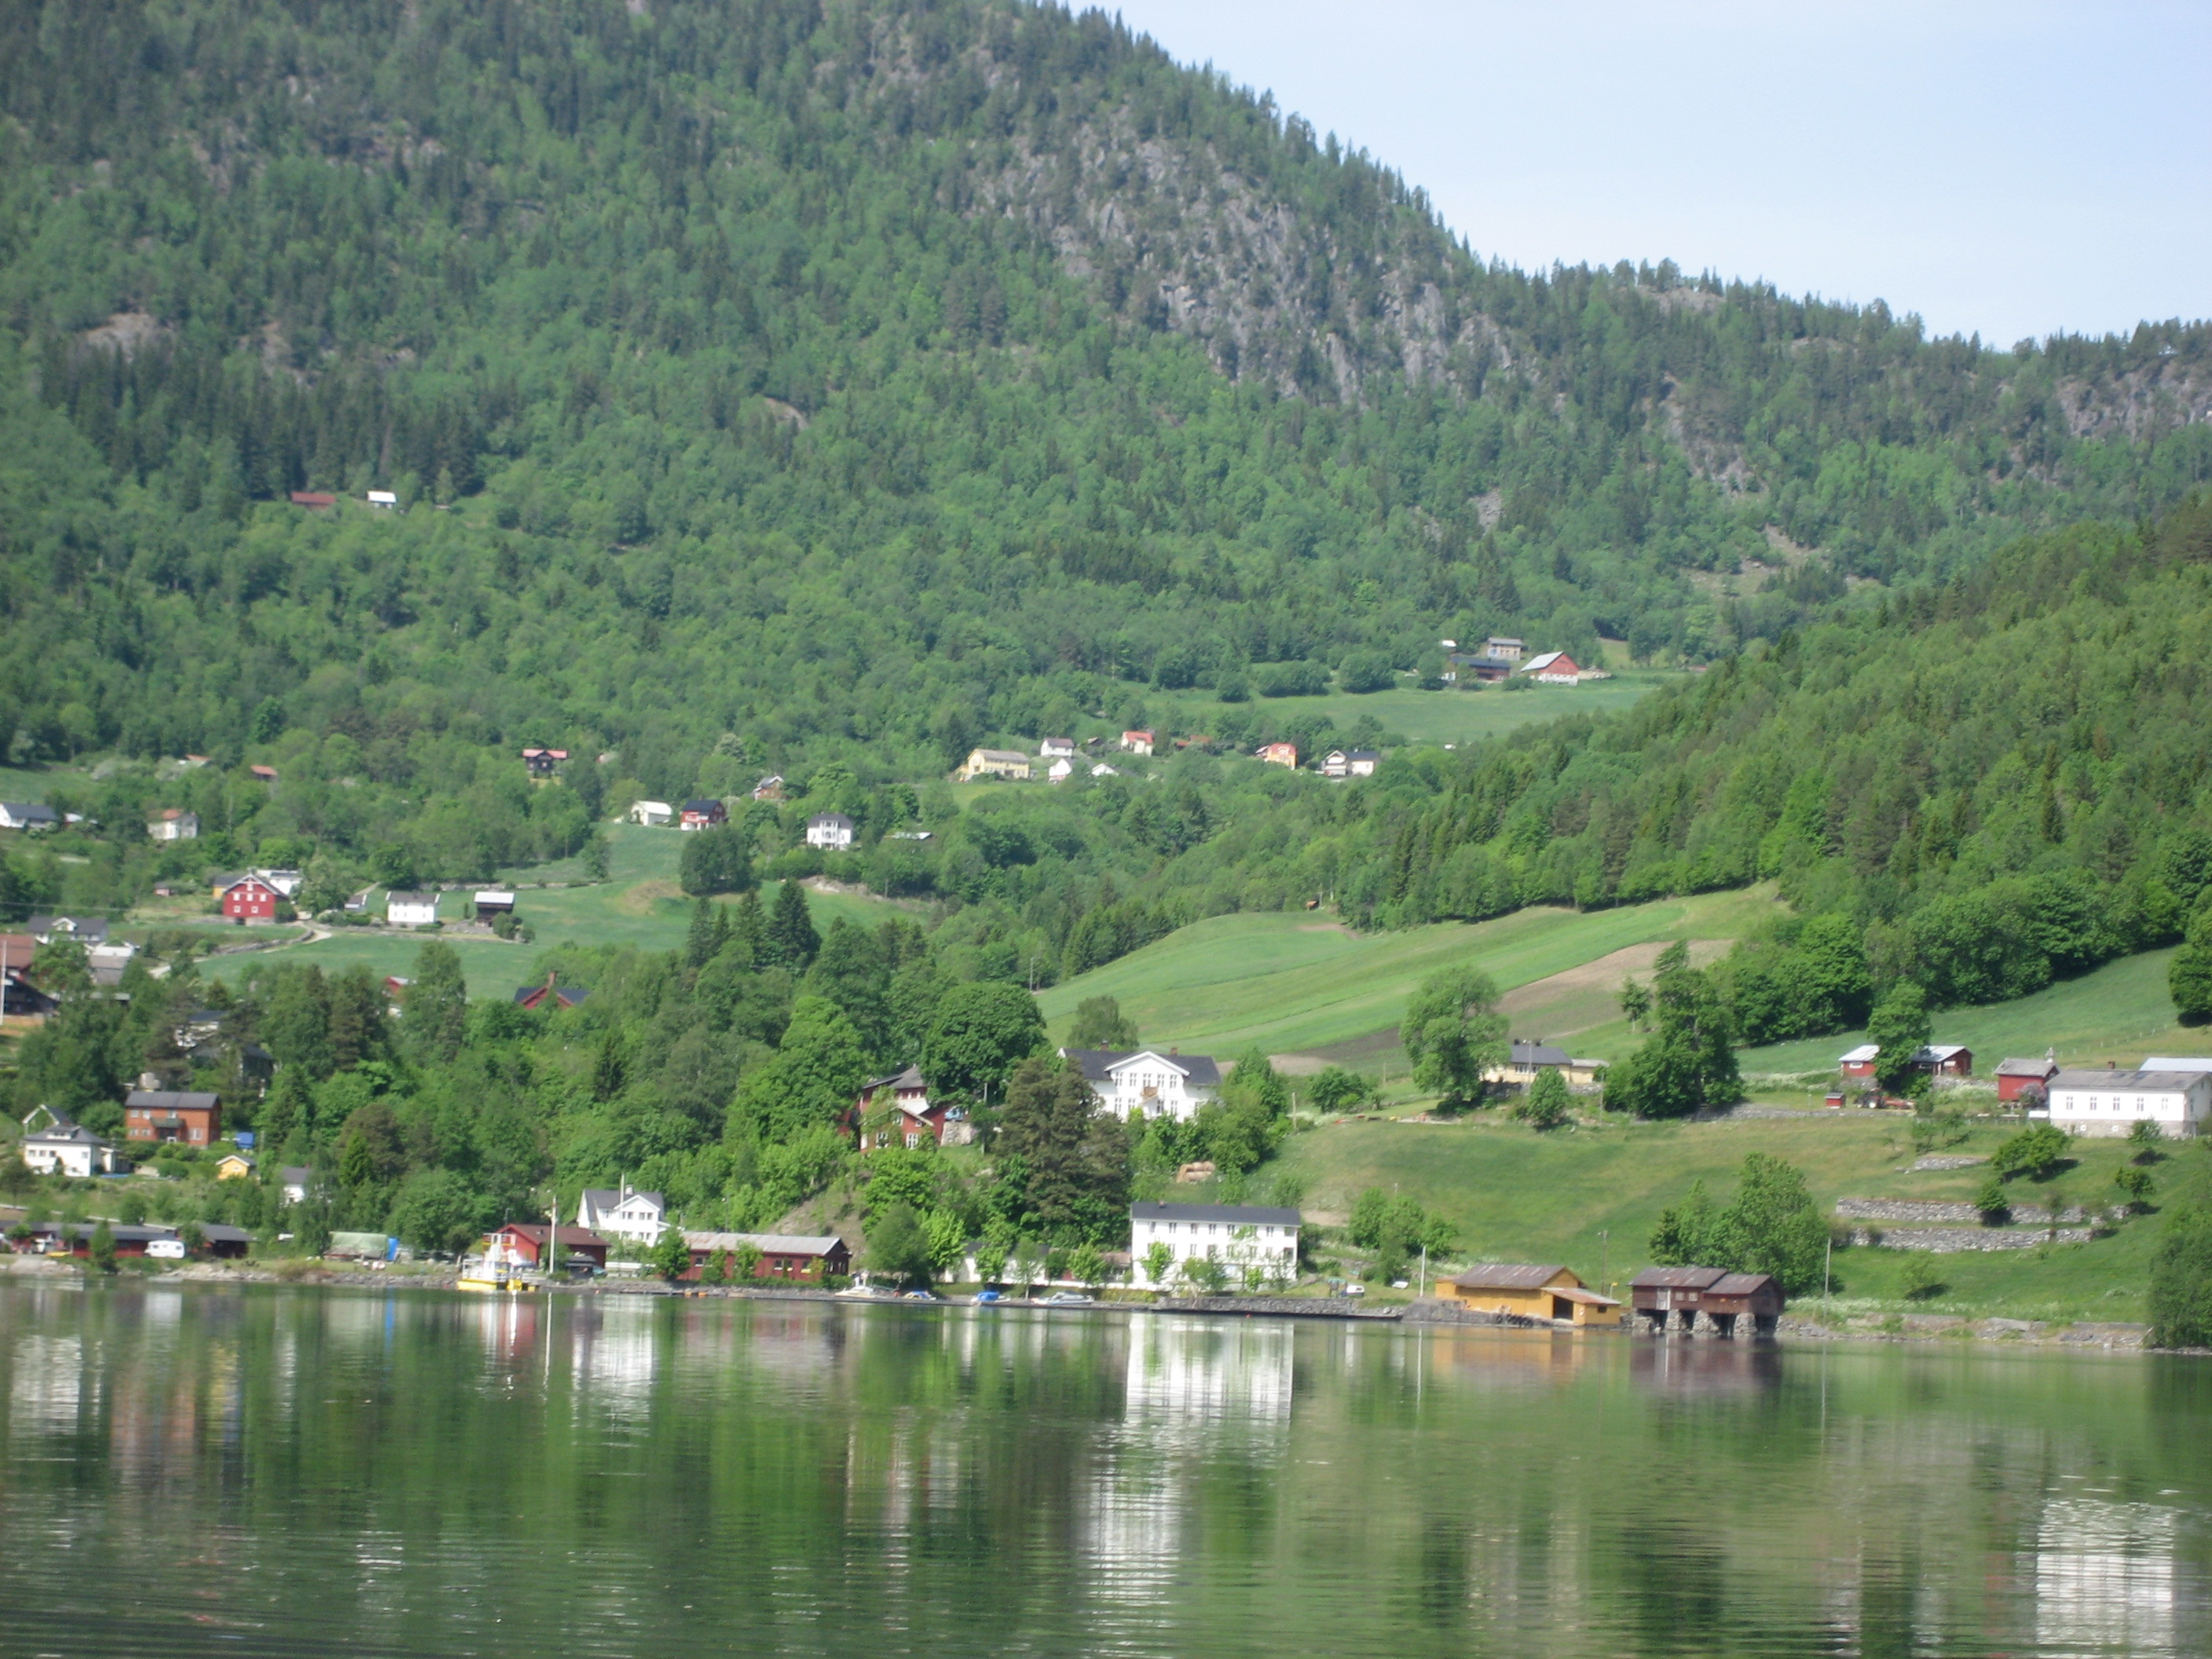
[3,1284,2210,1658]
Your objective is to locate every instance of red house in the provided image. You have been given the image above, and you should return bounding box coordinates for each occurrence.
[521,746,569,778]
[220,875,281,923]
[679,798,728,830]
[850,1064,971,1148]
[126,1090,222,1145]
[1995,1054,2060,1101]
[676,1232,851,1282]
[485,1223,609,1270]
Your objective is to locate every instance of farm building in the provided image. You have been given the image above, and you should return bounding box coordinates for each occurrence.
[679,799,728,830]
[474,890,517,921]
[1839,1042,1972,1079]
[386,891,440,927]
[1995,1053,2060,1101]
[1630,1267,1785,1336]
[2045,1067,2212,1137]
[628,800,673,826]
[960,748,1032,781]
[675,1232,851,1283]
[1519,651,1581,684]
[1445,1264,1622,1326]
[218,875,282,924]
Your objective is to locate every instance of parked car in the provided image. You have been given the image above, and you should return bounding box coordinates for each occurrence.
[1043,1291,1095,1306]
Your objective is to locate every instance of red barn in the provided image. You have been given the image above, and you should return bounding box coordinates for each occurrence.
[679,798,728,830]
[220,875,281,923]
[1995,1054,2059,1101]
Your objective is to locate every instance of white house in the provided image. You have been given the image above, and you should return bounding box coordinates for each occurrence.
[1129,1201,1301,1281]
[1119,730,1155,756]
[1091,763,1121,778]
[806,812,855,850]
[1519,651,1581,685]
[1485,636,1525,661]
[0,803,60,830]
[1040,737,1077,758]
[2045,1067,2212,1137]
[628,800,674,826]
[20,1119,124,1177]
[1046,757,1075,784]
[148,808,200,840]
[577,1184,668,1244]
[279,1166,313,1205]
[1061,1048,1223,1122]
[1320,748,1383,779]
[254,867,305,899]
[386,891,441,927]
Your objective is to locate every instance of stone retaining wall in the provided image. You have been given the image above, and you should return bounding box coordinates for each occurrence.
[1847,1225,2096,1251]
[1836,1198,2083,1224]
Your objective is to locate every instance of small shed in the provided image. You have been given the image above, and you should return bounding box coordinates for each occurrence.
[1839,1043,1880,1078]
[1995,1053,2060,1101]
[628,800,673,826]
[473,889,517,921]
[1446,1263,1622,1326]
[1631,1265,1784,1336]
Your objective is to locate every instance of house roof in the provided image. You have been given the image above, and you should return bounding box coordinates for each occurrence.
[27,1122,110,1148]
[2,802,61,822]
[972,748,1029,764]
[386,890,438,905]
[1510,1041,1573,1068]
[1917,1043,1970,1062]
[631,800,672,814]
[495,1223,609,1248]
[1451,1263,1575,1291]
[1630,1265,1729,1289]
[1708,1273,1779,1297]
[1839,1044,1880,1064]
[2139,1057,2212,1074]
[280,1166,313,1185]
[1061,1047,1223,1089]
[1130,1202,1301,1226]
[680,1231,848,1255]
[862,1064,928,1094]
[29,916,109,943]
[580,1188,664,1212]
[512,984,586,1007]
[1551,1286,1623,1308]
[1346,749,1382,761]
[126,1090,219,1111]
[1995,1057,2060,1077]
[2050,1068,2205,1092]
[808,812,854,827]
[680,799,724,814]
[474,889,516,904]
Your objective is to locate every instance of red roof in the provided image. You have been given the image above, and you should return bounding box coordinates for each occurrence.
[289,491,337,508]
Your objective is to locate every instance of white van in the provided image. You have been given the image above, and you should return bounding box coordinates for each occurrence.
[147,1239,186,1260]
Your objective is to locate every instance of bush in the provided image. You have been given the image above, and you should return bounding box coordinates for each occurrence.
[1972,1174,2010,1223]
[1991,1125,2072,1181]
[1336,650,1395,694]
[2148,1206,2212,1346]
[1252,660,1328,698]
[1514,1068,1573,1130]
[679,826,754,896]
[2113,1165,2155,1212]
[1899,1255,1945,1301]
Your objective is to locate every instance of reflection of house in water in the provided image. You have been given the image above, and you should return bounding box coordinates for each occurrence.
[2036,1498,2179,1657]
[1122,1317,1294,1434]
[569,1298,659,1418]
[9,1333,84,1432]
[1420,1325,1598,1391]
[467,1295,542,1369]
[1628,1339,1783,1396]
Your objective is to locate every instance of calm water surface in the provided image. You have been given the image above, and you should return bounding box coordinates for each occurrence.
[3,1282,2210,1657]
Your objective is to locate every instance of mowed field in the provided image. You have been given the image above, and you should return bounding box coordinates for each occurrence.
[194,824,912,999]
[1278,1108,2188,1323]
[1740,947,2195,1075]
[1149,674,1672,749]
[1037,885,1785,1064]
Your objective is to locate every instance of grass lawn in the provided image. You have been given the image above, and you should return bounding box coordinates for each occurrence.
[195,822,914,997]
[1037,884,1784,1064]
[1276,1107,2199,1323]
[1740,947,2199,1076]
[1145,675,1672,750]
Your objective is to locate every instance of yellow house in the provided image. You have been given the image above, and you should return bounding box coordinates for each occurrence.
[214,1152,257,1181]
[1446,1263,1622,1327]
[960,748,1031,782]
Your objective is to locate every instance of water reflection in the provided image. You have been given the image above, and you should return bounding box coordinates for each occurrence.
[4,1287,2211,1659]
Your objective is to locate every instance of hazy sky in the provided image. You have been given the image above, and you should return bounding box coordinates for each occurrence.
[1106,0,2210,346]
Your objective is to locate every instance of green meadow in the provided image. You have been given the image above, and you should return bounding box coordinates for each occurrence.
[1148,674,1671,750]
[1038,884,1785,1063]
[195,824,911,998]
[1739,947,2199,1076]
[1276,1106,2193,1323]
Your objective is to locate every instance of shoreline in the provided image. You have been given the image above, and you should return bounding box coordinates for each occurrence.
[0,1258,2166,1350]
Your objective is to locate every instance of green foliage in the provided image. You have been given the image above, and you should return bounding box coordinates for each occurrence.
[649,1225,693,1282]
[2127,1118,2166,1162]
[996,1056,1126,1243]
[1708,1154,1828,1295]
[1899,1255,1944,1301]
[88,1218,116,1275]
[867,1202,932,1287]
[2148,1206,2212,1348]
[1648,1180,1717,1266]
[2113,1164,2155,1212]
[1972,1174,2011,1222]
[1401,965,1506,1104]
[679,830,754,899]
[2170,907,2212,1024]
[1306,1066,1378,1112]
[1346,1188,1454,1258]
[407,943,469,1065]
[923,981,1047,1100]
[1142,1240,1175,1287]
[1604,949,1738,1119]
[1991,1125,2073,1182]
[1866,983,1933,1093]
[731,996,869,1144]
[925,1210,969,1279]
[1515,1068,1573,1130]
[390,1169,493,1256]
[1067,996,1137,1050]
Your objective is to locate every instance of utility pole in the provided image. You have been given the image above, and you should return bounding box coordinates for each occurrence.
[1599,1229,1610,1299]
[1418,1241,1428,1300]
[1822,1235,1833,1321]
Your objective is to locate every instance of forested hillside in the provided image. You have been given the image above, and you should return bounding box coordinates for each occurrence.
[5,0,2210,808]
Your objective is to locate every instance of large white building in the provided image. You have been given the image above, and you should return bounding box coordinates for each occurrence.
[20,1118,124,1177]
[2044,1066,2212,1137]
[1129,1202,1301,1282]
[805,812,855,850]
[577,1184,668,1244]
[1061,1048,1222,1122]
[386,891,440,927]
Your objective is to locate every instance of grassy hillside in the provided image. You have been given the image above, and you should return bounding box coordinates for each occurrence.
[196,824,910,998]
[1038,884,1784,1062]
[1278,1110,2192,1324]
[1150,676,1672,750]
[1740,946,2197,1075]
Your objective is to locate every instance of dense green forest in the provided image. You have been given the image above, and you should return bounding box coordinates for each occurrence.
[4,0,2210,812]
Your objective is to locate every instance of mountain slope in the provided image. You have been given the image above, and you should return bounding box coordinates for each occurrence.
[1,0,2208,797]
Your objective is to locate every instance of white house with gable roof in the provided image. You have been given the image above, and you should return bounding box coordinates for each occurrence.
[2045,1065,2212,1137]
[1129,1201,1301,1280]
[1060,1048,1222,1122]
[577,1183,668,1243]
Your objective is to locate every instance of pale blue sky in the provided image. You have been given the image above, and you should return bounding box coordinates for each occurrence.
[1108,0,2210,346]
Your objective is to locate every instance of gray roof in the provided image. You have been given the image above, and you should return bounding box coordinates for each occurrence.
[29,915,108,943]
[126,1090,219,1110]
[1452,1263,1573,1291]
[808,812,853,827]
[27,1122,109,1147]
[3,802,60,822]
[1346,749,1382,761]
[580,1187,663,1210]
[681,1232,848,1255]
[1130,1202,1302,1226]
[385,890,438,904]
[1995,1057,2059,1077]
[1630,1265,1729,1289]
[1511,1041,1573,1068]
[2050,1068,2203,1092]
[280,1166,313,1185]
[1708,1273,1779,1297]
[1061,1048,1224,1088]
